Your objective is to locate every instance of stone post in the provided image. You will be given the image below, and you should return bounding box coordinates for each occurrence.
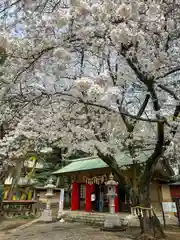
[105,173,118,214]
[41,177,55,222]
[57,188,64,219]
[103,173,120,230]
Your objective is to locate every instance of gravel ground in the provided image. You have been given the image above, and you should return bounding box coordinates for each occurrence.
[0,219,30,232]
[1,222,131,240]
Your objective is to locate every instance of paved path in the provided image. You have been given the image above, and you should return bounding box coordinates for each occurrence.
[1,222,130,240]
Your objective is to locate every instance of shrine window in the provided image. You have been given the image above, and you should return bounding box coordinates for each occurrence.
[80,184,86,200]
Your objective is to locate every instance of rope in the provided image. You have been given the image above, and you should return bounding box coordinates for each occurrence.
[131,205,153,217]
[131,205,153,210]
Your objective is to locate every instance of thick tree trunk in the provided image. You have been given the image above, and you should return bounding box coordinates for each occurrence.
[95,146,166,239]
[0,183,4,221]
[137,183,166,240]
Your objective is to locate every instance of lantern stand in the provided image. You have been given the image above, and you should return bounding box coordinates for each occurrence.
[101,173,124,231]
[106,173,118,214]
[41,177,55,222]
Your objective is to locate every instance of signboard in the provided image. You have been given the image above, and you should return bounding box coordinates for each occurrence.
[162,202,177,213]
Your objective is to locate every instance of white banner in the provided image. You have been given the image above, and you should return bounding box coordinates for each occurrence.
[162,202,177,213]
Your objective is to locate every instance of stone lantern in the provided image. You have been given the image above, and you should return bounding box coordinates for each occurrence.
[41,177,55,222]
[103,173,120,230]
[105,173,118,214]
[45,177,55,209]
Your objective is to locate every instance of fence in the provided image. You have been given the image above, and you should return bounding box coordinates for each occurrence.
[2,200,37,218]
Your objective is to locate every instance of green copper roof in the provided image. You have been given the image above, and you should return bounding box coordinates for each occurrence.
[53,150,153,175]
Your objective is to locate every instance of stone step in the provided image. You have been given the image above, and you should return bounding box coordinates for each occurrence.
[63,211,179,227]
[63,212,125,226]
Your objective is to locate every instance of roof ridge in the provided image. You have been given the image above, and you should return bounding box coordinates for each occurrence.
[69,156,98,161]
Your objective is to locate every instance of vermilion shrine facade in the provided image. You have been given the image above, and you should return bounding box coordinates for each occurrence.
[54,154,174,213]
[71,173,119,212]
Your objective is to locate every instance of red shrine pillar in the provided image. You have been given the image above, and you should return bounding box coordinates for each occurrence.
[71,182,80,210]
[115,185,119,212]
[85,184,95,212]
[85,184,92,211]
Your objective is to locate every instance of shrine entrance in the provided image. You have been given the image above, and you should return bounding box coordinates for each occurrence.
[83,174,109,212]
[93,183,108,212]
[82,174,126,213]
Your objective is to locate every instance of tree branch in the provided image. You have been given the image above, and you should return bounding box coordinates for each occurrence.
[107,50,116,85]
[156,66,180,80]
[120,53,166,190]
[117,99,133,131]
[13,46,55,83]
[0,0,22,14]
[95,146,125,181]
[136,94,150,118]
[124,56,147,83]
[131,94,151,131]
[54,91,161,123]
[158,84,179,101]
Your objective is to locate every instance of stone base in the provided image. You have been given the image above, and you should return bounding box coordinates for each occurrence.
[41,209,53,222]
[102,214,127,232]
[57,211,68,221]
[104,214,121,228]
[100,226,126,232]
[57,211,63,220]
[59,218,65,223]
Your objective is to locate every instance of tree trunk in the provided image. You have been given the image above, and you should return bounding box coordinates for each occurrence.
[0,183,4,221]
[137,183,166,240]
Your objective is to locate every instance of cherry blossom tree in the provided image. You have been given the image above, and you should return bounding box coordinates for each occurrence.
[1,1,180,238]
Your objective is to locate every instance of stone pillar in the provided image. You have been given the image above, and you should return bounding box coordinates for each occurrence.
[106,173,118,214]
[57,188,64,219]
[33,188,36,200]
[41,177,55,222]
[103,173,121,229]
[109,193,116,214]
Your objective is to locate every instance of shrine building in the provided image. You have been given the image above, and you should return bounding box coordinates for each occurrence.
[53,152,174,213]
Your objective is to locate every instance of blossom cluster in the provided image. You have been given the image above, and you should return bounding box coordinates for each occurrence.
[0,0,180,175]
